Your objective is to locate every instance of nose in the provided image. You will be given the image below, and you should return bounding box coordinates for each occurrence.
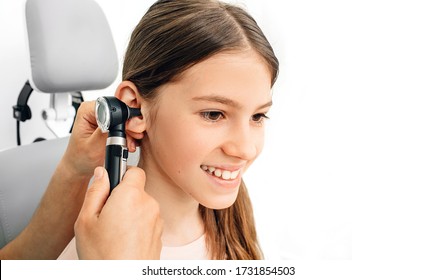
[221,123,260,161]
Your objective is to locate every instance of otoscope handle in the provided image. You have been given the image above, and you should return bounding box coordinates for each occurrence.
[105,137,128,192]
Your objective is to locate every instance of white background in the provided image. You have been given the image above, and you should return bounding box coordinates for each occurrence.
[1,0,435,269]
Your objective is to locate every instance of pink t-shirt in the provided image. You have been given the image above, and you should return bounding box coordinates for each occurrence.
[58,235,211,260]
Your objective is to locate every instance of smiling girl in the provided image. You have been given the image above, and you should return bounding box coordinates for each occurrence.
[59,0,279,260]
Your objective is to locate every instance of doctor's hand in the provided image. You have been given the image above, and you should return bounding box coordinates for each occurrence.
[62,100,139,178]
[62,101,105,178]
[74,166,163,260]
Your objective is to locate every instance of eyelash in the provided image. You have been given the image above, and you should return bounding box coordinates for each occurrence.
[251,113,269,125]
[200,111,224,122]
[200,111,269,125]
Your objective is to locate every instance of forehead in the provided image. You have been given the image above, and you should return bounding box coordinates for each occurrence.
[175,49,273,97]
[184,49,271,80]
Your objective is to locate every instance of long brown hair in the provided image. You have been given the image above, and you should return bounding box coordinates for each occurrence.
[123,0,279,259]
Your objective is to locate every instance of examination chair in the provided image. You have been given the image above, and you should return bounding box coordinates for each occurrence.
[1,0,118,248]
[0,137,69,248]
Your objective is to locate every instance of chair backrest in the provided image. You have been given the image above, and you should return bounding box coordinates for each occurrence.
[25,0,118,93]
[0,137,69,248]
[13,0,119,144]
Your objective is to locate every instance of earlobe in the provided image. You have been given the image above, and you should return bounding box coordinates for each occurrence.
[114,81,147,140]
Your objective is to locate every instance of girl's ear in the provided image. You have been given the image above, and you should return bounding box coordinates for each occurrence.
[114,81,147,141]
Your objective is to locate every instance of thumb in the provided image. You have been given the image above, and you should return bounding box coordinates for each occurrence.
[116,166,146,192]
[80,166,110,218]
[88,126,107,147]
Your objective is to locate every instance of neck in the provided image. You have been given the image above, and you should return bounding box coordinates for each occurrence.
[138,155,204,247]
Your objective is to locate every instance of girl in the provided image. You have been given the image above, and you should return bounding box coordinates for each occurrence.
[60,0,279,260]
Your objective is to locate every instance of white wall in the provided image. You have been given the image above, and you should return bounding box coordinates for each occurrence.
[1,0,435,263]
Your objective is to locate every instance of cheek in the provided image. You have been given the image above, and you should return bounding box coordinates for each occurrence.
[148,114,214,171]
[244,130,265,170]
[255,129,265,150]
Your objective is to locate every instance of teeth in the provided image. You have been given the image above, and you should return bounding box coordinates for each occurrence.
[201,165,240,181]
[214,169,222,177]
[222,170,231,180]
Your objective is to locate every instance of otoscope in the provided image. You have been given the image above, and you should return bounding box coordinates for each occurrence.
[95,96,141,192]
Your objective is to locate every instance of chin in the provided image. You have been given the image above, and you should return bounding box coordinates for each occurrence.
[200,193,238,210]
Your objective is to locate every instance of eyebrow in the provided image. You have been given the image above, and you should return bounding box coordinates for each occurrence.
[192,95,273,111]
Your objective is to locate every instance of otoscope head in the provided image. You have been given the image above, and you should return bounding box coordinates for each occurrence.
[95,96,141,136]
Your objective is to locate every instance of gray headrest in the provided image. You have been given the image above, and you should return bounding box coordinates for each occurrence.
[25,0,118,93]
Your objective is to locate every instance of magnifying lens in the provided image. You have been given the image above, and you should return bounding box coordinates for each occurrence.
[95,96,141,192]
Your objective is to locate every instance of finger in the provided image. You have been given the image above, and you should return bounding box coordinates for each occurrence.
[78,100,96,120]
[89,126,108,146]
[82,100,108,147]
[126,136,136,152]
[126,132,143,152]
[71,101,99,134]
[80,166,110,217]
[117,167,146,191]
[74,101,94,124]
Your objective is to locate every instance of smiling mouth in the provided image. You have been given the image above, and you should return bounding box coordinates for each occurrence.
[200,165,240,181]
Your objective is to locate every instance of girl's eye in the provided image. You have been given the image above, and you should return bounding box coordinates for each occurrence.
[201,111,224,122]
[251,113,269,124]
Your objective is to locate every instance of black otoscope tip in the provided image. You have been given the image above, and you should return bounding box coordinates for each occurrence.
[128,107,141,118]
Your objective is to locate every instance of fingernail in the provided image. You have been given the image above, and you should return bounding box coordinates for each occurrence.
[94,167,103,179]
